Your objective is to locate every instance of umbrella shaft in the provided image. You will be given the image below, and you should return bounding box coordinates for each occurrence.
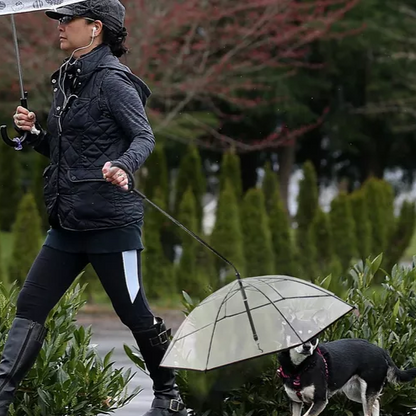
[11,14,25,99]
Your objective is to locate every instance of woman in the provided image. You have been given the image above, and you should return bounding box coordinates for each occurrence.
[1,1,186,415]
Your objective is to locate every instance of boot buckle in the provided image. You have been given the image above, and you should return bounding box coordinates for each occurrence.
[169,399,185,412]
[150,329,170,346]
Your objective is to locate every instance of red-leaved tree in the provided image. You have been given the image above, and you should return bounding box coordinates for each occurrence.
[0,0,360,151]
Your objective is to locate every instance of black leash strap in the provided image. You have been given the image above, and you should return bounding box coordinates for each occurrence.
[114,163,259,342]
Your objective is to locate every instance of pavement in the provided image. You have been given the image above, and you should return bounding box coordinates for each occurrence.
[76,307,185,416]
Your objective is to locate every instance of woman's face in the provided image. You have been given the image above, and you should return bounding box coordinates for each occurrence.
[58,16,102,57]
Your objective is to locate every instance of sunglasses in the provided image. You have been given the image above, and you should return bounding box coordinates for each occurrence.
[58,16,95,25]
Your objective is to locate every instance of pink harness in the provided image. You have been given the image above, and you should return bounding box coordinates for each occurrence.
[277,348,329,401]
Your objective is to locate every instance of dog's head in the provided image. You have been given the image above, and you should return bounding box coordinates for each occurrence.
[293,336,319,356]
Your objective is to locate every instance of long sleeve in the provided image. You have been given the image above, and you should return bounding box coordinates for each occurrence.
[101,71,155,173]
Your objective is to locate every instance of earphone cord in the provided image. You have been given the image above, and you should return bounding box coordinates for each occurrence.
[56,32,96,132]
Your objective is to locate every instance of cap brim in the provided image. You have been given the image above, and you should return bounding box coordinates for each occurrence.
[45,7,75,20]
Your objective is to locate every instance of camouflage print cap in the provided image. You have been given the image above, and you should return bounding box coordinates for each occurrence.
[46,0,125,33]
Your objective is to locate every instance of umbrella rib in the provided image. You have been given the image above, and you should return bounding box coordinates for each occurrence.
[204,280,239,370]
[235,281,304,343]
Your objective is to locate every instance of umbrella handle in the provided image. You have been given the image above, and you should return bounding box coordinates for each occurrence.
[1,92,29,151]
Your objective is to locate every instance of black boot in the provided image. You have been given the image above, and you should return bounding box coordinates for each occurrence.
[0,318,47,416]
[133,318,187,416]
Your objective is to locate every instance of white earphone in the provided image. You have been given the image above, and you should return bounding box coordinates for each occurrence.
[92,26,97,37]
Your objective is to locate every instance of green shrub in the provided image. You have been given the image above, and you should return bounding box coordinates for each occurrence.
[295,161,319,280]
[262,167,295,276]
[8,193,42,285]
[349,190,371,260]
[241,188,273,276]
[311,208,338,278]
[210,180,245,286]
[142,189,175,300]
[329,192,357,271]
[142,145,169,208]
[384,201,416,272]
[295,161,319,232]
[219,150,242,200]
[0,281,139,416]
[174,146,206,231]
[0,146,21,231]
[363,178,390,256]
[175,187,209,299]
[169,256,416,415]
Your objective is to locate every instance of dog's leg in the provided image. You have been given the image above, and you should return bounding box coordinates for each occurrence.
[302,400,327,416]
[359,378,370,416]
[371,398,380,416]
[291,401,303,416]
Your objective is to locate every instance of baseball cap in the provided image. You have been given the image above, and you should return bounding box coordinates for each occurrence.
[45,0,125,33]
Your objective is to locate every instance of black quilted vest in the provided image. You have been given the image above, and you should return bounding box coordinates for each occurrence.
[43,45,149,231]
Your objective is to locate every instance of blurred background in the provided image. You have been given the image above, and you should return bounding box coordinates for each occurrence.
[1,0,416,414]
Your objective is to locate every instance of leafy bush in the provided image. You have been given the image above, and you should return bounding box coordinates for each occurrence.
[0,281,140,416]
[8,193,42,285]
[162,256,416,416]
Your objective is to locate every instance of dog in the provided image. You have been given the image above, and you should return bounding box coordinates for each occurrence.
[277,337,416,416]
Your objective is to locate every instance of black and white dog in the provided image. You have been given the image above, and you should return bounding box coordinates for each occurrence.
[277,337,416,416]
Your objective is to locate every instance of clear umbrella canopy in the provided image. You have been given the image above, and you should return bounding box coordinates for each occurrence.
[161,275,354,372]
[0,1,85,16]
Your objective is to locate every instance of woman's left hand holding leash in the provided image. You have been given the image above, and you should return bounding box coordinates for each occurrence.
[102,161,128,190]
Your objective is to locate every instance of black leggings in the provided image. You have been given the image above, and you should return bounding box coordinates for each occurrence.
[16,245,154,332]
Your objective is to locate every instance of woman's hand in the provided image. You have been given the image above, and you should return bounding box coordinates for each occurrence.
[13,106,37,132]
[102,161,128,190]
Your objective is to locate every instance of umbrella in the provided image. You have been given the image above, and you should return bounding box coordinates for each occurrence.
[0,0,86,149]
[160,275,354,372]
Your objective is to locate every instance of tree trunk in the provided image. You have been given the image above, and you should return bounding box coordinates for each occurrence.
[239,152,259,193]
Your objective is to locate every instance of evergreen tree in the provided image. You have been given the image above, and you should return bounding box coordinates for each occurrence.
[379,179,395,244]
[0,145,21,231]
[0,234,3,283]
[349,190,371,260]
[32,153,49,230]
[175,187,208,298]
[329,192,357,270]
[295,161,319,280]
[311,208,333,273]
[241,188,273,276]
[261,165,295,275]
[262,161,279,215]
[384,201,416,272]
[210,180,245,286]
[174,146,206,231]
[363,178,388,256]
[219,149,242,200]
[8,193,42,285]
[142,188,175,300]
[296,161,319,232]
[142,145,169,207]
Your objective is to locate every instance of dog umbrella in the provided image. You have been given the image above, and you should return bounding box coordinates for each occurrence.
[160,275,354,372]
[0,0,86,149]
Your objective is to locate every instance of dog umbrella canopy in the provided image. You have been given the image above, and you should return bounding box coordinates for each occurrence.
[161,275,354,372]
[0,0,86,149]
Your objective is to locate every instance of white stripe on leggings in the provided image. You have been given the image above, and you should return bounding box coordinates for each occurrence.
[122,250,140,303]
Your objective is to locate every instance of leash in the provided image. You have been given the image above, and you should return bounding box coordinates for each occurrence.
[277,347,329,401]
[111,163,260,344]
